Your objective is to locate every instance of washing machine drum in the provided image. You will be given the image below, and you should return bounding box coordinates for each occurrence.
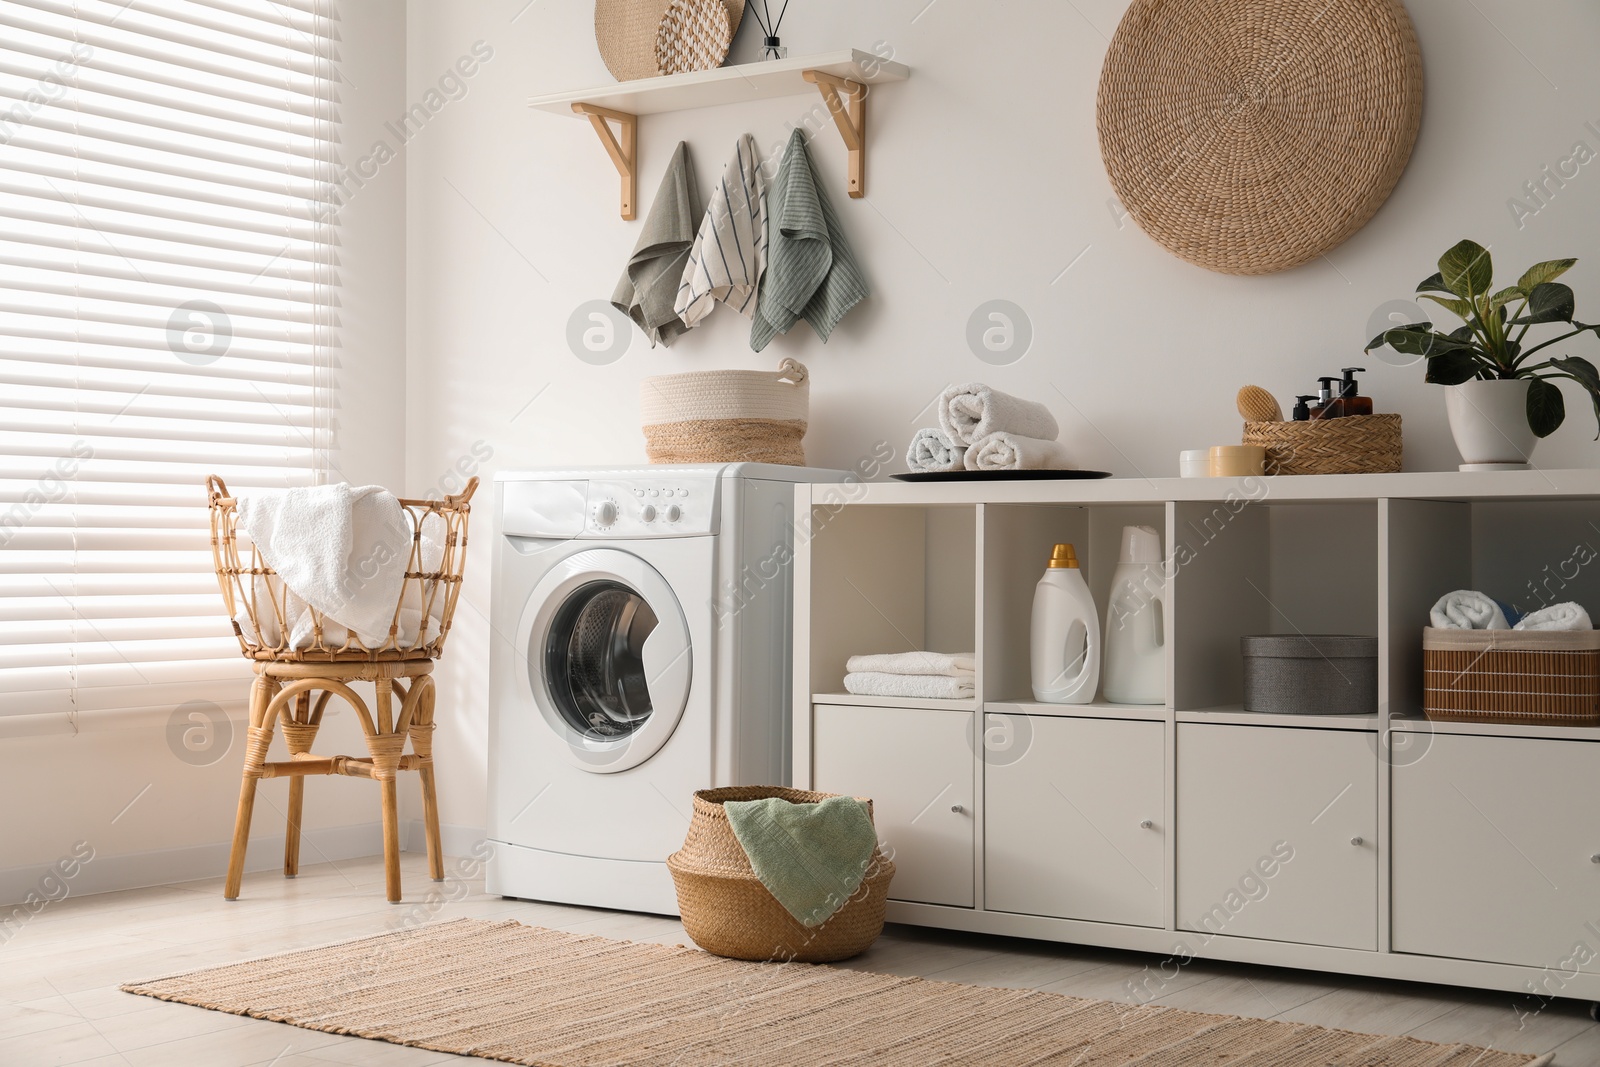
[521,549,693,774]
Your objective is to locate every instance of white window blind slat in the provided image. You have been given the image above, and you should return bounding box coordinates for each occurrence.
[0,0,336,721]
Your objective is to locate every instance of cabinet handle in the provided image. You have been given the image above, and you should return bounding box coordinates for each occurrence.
[1140,819,1154,830]
[1350,836,1365,847]
[951,804,965,814]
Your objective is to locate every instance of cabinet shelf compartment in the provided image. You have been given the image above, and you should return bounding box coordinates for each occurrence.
[804,504,976,699]
[980,503,1167,706]
[1172,500,1378,713]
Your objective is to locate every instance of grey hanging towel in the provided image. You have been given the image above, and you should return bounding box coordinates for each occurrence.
[612,141,700,348]
[751,129,868,352]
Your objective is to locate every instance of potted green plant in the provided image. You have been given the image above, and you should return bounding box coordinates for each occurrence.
[1366,240,1600,470]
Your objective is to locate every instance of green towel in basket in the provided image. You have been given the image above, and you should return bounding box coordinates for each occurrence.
[723,796,878,928]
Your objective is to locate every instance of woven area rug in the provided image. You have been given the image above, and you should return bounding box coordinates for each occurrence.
[122,919,1545,1066]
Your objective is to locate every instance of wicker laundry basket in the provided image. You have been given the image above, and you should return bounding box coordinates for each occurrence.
[1243,414,1402,475]
[641,358,809,465]
[667,786,895,963]
[1423,627,1600,725]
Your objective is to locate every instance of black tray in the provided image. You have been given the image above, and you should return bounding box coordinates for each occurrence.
[892,470,1113,482]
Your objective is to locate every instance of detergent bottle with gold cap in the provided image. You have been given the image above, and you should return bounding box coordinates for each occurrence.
[1031,543,1100,704]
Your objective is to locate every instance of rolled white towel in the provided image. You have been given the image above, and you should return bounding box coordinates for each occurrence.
[906,428,967,473]
[1514,602,1592,631]
[964,432,1076,471]
[846,651,975,677]
[1429,590,1510,630]
[939,383,1059,447]
[844,671,974,700]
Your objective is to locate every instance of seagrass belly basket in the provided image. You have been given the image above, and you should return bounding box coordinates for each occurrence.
[640,358,809,465]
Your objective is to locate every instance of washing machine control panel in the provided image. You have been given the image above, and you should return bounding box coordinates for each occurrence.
[584,477,719,536]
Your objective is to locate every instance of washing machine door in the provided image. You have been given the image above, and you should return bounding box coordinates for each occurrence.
[518,548,692,774]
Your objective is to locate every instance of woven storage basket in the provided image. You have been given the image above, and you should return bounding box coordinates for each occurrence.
[1423,627,1600,725]
[654,0,730,75]
[1243,414,1402,476]
[667,786,895,963]
[641,358,809,465]
[595,0,744,82]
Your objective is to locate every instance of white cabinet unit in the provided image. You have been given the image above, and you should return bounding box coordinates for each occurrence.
[1393,734,1600,973]
[986,714,1164,927]
[793,473,1600,1000]
[1176,724,1377,951]
[813,703,974,908]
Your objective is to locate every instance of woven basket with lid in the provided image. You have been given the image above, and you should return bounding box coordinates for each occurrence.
[667,786,895,963]
[1243,414,1402,475]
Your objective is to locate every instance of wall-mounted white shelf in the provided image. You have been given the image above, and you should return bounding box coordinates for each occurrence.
[527,49,910,218]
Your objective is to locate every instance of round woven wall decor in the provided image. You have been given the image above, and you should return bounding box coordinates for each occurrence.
[1096,0,1423,276]
[655,0,731,75]
[596,0,744,82]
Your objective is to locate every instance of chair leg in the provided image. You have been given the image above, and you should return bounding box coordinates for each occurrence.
[368,677,406,903]
[225,675,279,901]
[410,679,444,882]
[281,694,320,879]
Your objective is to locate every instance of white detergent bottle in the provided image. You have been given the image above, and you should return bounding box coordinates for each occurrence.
[1031,543,1100,704]
[1103,525,1167,705]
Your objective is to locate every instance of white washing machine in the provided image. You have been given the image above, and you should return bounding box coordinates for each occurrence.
[487,463,843,915]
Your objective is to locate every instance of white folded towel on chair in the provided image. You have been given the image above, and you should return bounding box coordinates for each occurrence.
[236,484,412,647]
[846,651,975,677]
[1514,602,1592,631]
[965,432,1075,471]
[905,428,967,473]
[939,383,1059,447]
[1429,590,1510,631]
[844,672,974,700]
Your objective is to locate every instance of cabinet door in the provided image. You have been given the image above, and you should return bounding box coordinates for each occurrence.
[1393,734,1600,972]
[986,715,1165,927]
[1177,725,1377,950]
[813,704,974,908]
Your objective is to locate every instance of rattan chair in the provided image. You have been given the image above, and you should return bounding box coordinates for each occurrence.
[205,475,477,903]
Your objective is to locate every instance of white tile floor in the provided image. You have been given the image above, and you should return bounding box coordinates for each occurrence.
[1,854,1595,1065]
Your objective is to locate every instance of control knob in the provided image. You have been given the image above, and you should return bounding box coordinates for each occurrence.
[640,504,658,523]
[664,504,683,523]
[593,500,619,527]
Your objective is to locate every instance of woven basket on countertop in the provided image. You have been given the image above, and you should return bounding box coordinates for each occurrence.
[641,358,809,465]
[1243,414,1402,476]
[667,786,895,963]
[1423,627,1600,725]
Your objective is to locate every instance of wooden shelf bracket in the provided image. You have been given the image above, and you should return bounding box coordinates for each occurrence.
[573,102,638,220]
[802,69,866,198]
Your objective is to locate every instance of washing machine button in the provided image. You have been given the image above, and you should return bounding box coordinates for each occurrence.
[593,500,619,527]
[640,504,658,523]
[664,504,682,523]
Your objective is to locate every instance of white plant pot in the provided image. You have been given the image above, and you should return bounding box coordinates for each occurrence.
[1444,379,1537,471]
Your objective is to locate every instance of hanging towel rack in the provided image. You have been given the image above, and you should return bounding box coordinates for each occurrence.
[528,49,910,220]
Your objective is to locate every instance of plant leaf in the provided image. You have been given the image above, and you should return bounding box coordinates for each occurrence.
[1418,293,1474,321]
[1416,272,1452,295]
[1526,378,1566,438]
[1439,240,1494,298]
[1425,350,1483,385]
[1368,327,1476,357]
[1510,282,1576,325]
[1550,356,1600,439]
[1518,258,1577,292]
[1449,325,1475,342]
[1488,286,1525,312]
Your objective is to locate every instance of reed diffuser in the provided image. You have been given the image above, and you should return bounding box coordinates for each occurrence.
[749,0,790,60]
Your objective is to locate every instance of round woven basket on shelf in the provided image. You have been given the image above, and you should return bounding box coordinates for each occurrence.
[667,786,895,963]
[1243,414,1402,475]
[1096,0,1424,275]
[641,358,809,465]
[654,0,731,75]
[595,0,744,82]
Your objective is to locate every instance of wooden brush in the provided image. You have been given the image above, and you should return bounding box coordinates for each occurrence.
[1237,385,1284,423]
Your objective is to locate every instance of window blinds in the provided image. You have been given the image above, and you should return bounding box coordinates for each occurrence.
[0,0,338,721]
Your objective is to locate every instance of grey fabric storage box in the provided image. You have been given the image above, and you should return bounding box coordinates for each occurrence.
[1241,635,1378,715]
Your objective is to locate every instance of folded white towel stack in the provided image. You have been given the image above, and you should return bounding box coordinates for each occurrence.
[1514,602,1593,631]
[844,672,975,701]
[939,383,1060,447]
[846,651,975,677]
[964,432,1076,472]
[905,428,967,473]
[1429,590,1510,631]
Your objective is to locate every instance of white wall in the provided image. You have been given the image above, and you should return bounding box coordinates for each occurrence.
[0,0,409,903]
[404,0,1600,839]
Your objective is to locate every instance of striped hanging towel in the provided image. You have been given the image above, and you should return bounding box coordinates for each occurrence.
[676,134,768,326]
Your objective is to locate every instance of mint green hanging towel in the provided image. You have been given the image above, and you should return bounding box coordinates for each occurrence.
[723,796,879,928]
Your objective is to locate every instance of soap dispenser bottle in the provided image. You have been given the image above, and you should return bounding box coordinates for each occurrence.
[1103,526,1167,705]
[1311,377,1340,420]
[1338,367,1372,416]
[1031,543,1100,704]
